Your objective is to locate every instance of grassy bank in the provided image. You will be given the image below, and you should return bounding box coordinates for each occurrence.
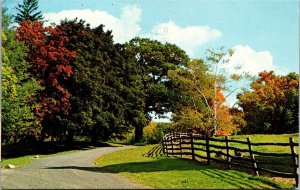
[95,145,293,189]
[1,150,80,168]
[1,141,118,168]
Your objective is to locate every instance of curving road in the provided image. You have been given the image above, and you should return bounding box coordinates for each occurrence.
[1,146,146,189]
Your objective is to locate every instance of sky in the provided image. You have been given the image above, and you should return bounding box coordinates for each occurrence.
[3,0,299,122]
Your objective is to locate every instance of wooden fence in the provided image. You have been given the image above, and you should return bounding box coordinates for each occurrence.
[162,132,299,186]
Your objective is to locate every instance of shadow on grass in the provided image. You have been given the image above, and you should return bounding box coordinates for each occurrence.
[45,157,285,189]
[2,141,116,159]
[142,144,164,158]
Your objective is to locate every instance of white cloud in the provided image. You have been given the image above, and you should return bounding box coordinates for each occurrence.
[141,21,222,57]
[150,112,172,123]
[43,6,141,43]
[223,45,289,76]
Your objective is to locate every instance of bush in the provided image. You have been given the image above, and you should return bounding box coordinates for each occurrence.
[143,122,173,144]
[109,122,173,145]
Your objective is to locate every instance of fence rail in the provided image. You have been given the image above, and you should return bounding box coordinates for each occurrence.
[162,132,299,186]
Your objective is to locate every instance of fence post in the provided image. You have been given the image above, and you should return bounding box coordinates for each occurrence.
[166,136,169,156]
[289,137,299,187]
[206,135,211,165]
[162,137,165,155]
[225,136,231,169]
[190,133,195,160]
[247,137,259,176]
[171,134,174,156]
[179,133,183,157]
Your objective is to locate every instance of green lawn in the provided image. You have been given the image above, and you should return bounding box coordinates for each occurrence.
[95,145,293,189]
[188,133,299,174]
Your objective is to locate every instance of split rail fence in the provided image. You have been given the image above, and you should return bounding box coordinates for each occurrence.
[162,132,299,186]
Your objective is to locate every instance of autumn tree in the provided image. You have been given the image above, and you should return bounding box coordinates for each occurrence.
[16,21,76,141]
[169,47,244,136]
[238,71,299,134]
[15,0,44,24]
[125,38,189,142]
[2,10,42,144]
[169,59,237,135]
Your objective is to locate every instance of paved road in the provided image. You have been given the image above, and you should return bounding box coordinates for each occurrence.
[1,146,146,189]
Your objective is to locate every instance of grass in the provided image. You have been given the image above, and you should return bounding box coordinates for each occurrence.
[1,141,120,168]
[1,150,79,168]
[95,144,293,189]
[188,133,299,175]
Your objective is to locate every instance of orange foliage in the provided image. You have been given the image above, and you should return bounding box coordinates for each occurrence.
[253,71,298,104]
[16,21,76,118]
[215,105,237,136]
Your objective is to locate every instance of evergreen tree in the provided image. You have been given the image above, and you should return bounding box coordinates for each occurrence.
[15,0,44,24]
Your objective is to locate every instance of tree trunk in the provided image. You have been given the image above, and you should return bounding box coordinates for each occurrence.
[134,126,143,143]
[66,129,74,143]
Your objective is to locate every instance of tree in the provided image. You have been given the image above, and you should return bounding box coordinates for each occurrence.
[169,59,237,135]
[16,21,76,141]
[169,47,243,136]
[238,71,299,134]
[15,0,44,24]
[125,38,189,142]
[58,19,141,143]
[204,47,240,135]
[2,10,42,144]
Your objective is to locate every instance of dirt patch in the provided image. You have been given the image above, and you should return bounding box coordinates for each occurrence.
[270,177,295,186]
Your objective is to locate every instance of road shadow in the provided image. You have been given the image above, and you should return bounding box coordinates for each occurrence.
[2,141,117,159]
[44,157,284,189]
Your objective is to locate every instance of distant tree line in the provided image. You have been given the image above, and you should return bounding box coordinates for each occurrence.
[1,0,298,145]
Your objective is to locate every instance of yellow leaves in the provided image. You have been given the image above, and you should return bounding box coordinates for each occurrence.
[144,121,157,134]
[173,107,209,132]
[2,31,7,41]
[2,40,18,99]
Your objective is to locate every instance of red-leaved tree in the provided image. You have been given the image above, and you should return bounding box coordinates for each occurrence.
[16,21,76,120]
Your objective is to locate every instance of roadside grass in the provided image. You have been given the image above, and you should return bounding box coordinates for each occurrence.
[1,150,79,168]
[95,145,293,189]
[1,141,120,168]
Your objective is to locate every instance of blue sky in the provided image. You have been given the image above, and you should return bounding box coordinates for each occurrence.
[4,0,299,74]
[3,0,299,121]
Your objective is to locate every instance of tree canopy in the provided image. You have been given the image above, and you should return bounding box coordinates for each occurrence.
[2,11,42,144]
[238,71,299,134]
[125,38,190,141]
[16,21,76,141]
[57,19,147,142]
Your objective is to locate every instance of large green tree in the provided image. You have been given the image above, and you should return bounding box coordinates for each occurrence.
[238,71,299,134]
[125,38,189,142]
[2,10,42,144]
[15,0,44,24]
[58,19,143,143]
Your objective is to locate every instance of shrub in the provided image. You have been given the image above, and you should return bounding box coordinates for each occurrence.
[143,122,173,144]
